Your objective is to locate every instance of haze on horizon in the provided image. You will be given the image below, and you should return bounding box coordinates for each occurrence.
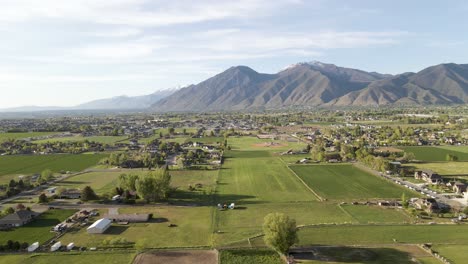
[0,0,467,108]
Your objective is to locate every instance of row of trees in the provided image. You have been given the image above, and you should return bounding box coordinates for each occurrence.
[116,168,172,203]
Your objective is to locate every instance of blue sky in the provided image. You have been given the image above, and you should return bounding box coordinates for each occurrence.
[0,0,467,107]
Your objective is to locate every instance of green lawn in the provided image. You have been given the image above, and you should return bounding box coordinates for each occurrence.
[227,136,307,153]
[433,245,468,264]
[53,171,121,194]
[33,136,128,145]
[0,154,108,176]
[407,161,468,176]
[289,164,417,200]
[61,206,212,248]
[0,209,76,244]
[0,132,59,142]
[399,146,468,161]
[220,249,283,264]
[218,151,317,203]
[0,252,135,264]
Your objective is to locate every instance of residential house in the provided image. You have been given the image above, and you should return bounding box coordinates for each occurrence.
[413,198,440,213]
[0,210,39,228]
[453,182,467,194]
[414,170,442,184]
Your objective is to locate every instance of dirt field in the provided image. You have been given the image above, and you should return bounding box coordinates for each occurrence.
[133,250,218,264]
[251,142,287,148]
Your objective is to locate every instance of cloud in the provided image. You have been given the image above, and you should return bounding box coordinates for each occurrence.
[0,0,299,26]
[87,27,143,38]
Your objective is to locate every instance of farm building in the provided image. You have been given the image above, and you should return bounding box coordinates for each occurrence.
[0,210,39,228]
[103,213,151,223]
[59,189,81,199]
[87,218,112,234]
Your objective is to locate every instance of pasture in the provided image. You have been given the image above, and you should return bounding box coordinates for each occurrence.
[0,252,135,264]
[220,249,283,264]
[60,206,212,248]
[289,164,416,200]
[340,205,411,224]
[217,151,317,203]
[0,132,59,142]
[0,209,76,244]
[407,161,468,176]
[433,245,468,264]
[227,136,307,153]
[53,171,121,194]
[399,146,468,161]
[33,136,128,145]
[0,154,108,176]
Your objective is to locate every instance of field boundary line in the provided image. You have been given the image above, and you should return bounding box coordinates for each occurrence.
[337,204,359,223]
[279,158,323,201]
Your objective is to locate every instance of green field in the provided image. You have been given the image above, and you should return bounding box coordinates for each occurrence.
[0,252,135,264]
[290,164,417,200]
[0,132,59,142]
[53,171,121,194]
[218,151,317,203]
[399,146,468,161]
[33,136,128,145]
[340,205,411,224]
[60,206,212,248]
[220,249,283,264]
[0,154,108,176]
[227,136,307,153]
[433,245,468,264]
[407,161,468,176]
[0,209,76,244]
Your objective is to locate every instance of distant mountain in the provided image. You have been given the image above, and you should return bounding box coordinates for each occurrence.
[0,88,178,112]
[76,88,178,110]
[152,61,468,111]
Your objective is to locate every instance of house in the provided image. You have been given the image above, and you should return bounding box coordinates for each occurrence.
[59,189,81,199]
[453,182,467,194]
[413,198,440,213]
[87,218,112,234]
[103,213,150,223]
[0,210,39,228]
[414,170,442,184]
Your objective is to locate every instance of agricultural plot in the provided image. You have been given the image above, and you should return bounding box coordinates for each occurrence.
[0,154,108,176]
[0,132,59,142]
[60,206,212,248]
[293,225,468,246]
[217,151,317,203]
[0,209,76,244]
[227,136,307,153]
[407,161,468,176]
[214,202,354,246]
[53,171,121,194]
[33,136,128,145]
[219,249,283,264]
[432,245,468,264]
[340,205,411,224]
[399,146,468,161]
[0,252,135,264]
[290,165,416,200]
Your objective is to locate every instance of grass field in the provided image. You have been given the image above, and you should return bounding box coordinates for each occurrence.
[0,252,135,264]
[53,171,121,194]
[61,206,212,248]
[0,209,76,244]
[340,205,411,224]
[33,136,128,145]
[433,245,468,264]
[219,249,283,264]
[290,165,416,200]
[227,136,307,153]
[0,154,108,176]
[399,146,468,161]
[218,151,317,203]
[407,161,468,176]
[0,132,59,142]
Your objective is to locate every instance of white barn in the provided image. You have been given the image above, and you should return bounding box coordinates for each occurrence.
[87,218,111,234]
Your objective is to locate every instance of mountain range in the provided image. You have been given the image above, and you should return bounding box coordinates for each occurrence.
[2,61,468,113]
[153,61,468,111]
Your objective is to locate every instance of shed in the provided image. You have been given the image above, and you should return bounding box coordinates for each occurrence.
[87,218,112,234]
[27,242,39,252]
[103,214,150,223]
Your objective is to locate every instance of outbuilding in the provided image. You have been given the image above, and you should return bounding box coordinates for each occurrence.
[87,218,111,234]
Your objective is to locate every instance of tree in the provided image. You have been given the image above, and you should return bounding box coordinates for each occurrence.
[263,213,298,256]
[40,169,53,183]
[118,174,139,193]
[38,193,48,203]
[446,154,459,162]
[136,168,171,203]
[16,203,25,211]
[401,193,409,208]
[81,186,98,201]
[3,207,14,215]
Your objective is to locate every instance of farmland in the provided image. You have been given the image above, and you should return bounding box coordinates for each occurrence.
[290,164,416,200]
[0,209,76,244]
[0,154,108,176]
[219,249,283,264]
[0,132,60,142]
[53,171,121,194]
[399,146,468,161]
[33,136,128,145]
[433,245,468,264]
[0,252,135,264]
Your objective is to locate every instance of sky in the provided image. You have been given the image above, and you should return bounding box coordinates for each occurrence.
[0,0,467,108]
